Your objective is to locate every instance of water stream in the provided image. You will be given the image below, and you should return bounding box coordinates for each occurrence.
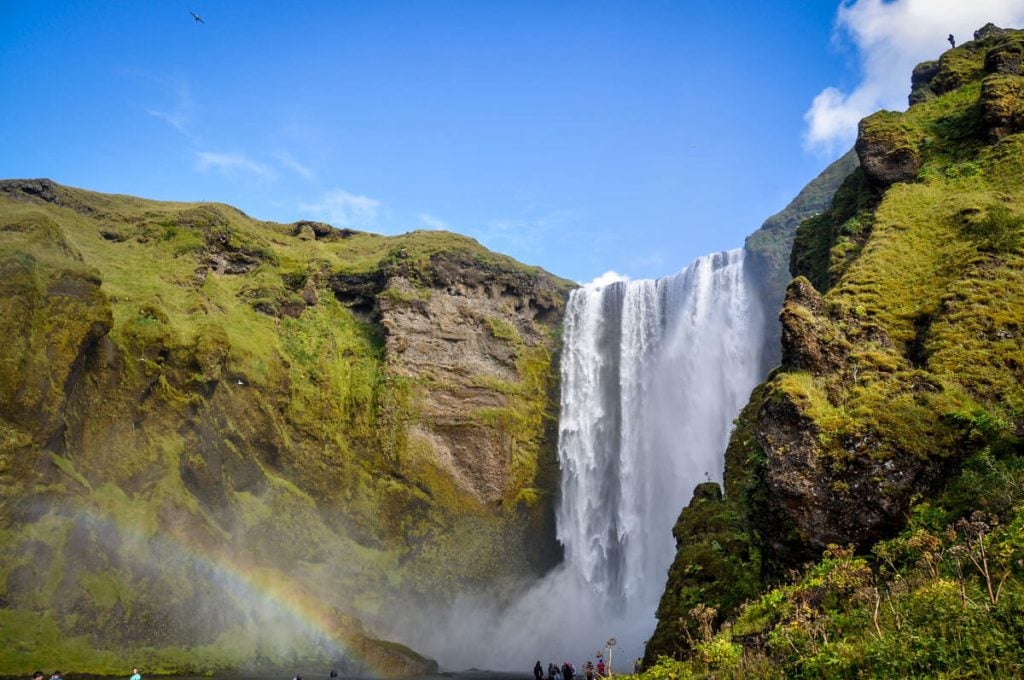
[557,248,765,617]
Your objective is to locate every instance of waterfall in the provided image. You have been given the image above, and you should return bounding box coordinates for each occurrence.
[557,249,765,621]
[399,248,768,670]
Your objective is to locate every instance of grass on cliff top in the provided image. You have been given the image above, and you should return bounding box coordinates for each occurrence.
[1,180,568,279]
[0,181,570,383]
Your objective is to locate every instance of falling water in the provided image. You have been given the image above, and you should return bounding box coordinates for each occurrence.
[557,249,765,621]
[400,249,767,670]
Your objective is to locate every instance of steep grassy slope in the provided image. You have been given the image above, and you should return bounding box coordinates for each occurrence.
[645,24,1024,678]
[0,180,573,674]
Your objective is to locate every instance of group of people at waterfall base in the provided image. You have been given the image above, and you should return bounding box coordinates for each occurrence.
[535,656,643,680]
[29,672,64,680]
[27,659,646,679]
[30,669,133,680]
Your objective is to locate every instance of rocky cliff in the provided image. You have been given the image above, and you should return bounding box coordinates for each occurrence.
[647,24,1024,677]
[0,180,573,674]
[744,149,859,372]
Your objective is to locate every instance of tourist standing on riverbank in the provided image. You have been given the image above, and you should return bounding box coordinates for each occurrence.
[130,667,141,680]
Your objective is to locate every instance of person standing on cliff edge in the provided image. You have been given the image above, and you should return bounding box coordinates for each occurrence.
[948,33,956,48]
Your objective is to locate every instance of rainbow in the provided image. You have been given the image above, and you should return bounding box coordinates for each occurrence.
[68,502,396,677]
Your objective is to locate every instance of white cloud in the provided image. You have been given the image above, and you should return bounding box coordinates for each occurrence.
[805,0,1024,155]
[301,189,381,229]
[418,213,451,230]
[587,270,630,288]
[195,151,276,179]
[273,151,314,180]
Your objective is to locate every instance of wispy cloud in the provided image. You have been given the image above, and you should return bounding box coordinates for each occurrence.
[273,151,315,181]
[145,79,198,143]
[195,151,277,179]
[300,189,381,229]
[471,209,578,258]
[417,213,451,231]
[804,0,1024,155]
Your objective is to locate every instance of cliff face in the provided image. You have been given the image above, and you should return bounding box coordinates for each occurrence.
[647,25,1024,677]
[0,180,572,674]
[744,149,860,371]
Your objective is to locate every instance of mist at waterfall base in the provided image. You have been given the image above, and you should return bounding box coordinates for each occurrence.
[398,249,767,671]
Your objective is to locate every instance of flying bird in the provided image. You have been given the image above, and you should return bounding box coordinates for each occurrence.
[190,11,205,24]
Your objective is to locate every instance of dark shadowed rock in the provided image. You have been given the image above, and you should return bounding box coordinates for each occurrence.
[779,277,848,374]
[757,387,946,551]
[985,40,1023,75]
[909,60,941,105]
[291,220,359,240]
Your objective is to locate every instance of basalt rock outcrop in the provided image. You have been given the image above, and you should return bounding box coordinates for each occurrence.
[648,26,1024,673]
[0,180,572,674]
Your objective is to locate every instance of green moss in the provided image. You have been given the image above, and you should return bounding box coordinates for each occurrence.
[0,610,122,675]
[957,201,1024,251]
[485,316,521,343]
[929,45,986,95]
[791,168,877,293]
[861,110,926,153]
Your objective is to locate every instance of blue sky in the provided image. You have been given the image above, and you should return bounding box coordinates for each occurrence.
[3,1,1023,283]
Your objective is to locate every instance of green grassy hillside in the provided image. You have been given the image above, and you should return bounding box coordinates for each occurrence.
[0,179,572,674]
[645,24,1024,678]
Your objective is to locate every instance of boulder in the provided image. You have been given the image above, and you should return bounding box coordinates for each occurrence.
[855,111,923,188]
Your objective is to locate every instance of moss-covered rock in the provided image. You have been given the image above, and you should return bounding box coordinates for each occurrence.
[980,73,1024,139]
[855,111,925,188]
[0,179,574,674]
[790,167,876,293]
